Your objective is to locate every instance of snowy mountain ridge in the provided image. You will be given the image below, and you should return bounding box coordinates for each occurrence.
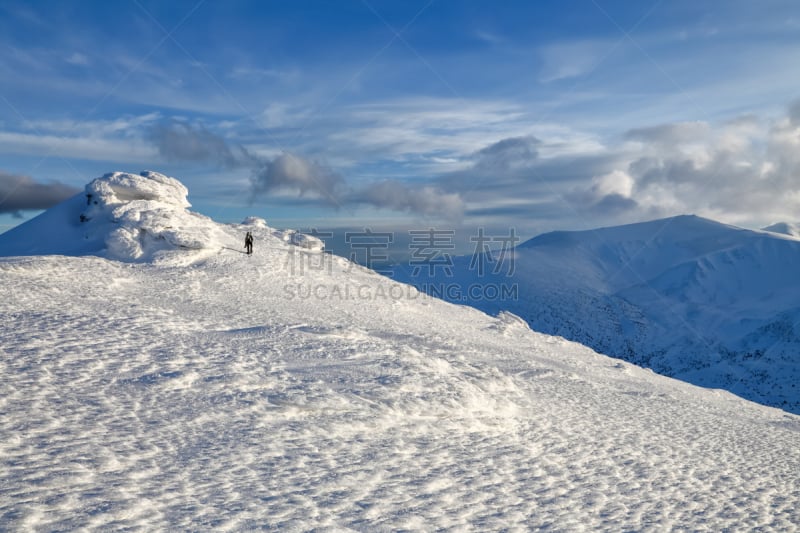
[762,220,800,239]
[0,170,320,264]
[396,214,800,414]
[1,171,799,529]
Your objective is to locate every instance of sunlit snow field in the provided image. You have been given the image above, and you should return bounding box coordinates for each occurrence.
[1,172,799,530]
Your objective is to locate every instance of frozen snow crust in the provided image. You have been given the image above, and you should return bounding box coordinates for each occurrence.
[2,244,800,530]
[1,172,799,529]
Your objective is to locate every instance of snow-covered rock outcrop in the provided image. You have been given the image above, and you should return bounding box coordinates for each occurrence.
[0,171,326,263]
[86,170,191,209]
[0,171,228,262]
[81,171,229,261]
[281,229,325,251]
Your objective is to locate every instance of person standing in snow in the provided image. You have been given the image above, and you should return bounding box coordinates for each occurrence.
[244,231,254,255]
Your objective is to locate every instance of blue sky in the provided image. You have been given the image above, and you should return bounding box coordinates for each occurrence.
[2,0,800,252]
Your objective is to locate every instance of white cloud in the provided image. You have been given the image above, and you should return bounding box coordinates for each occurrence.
[473,30,505,46]
[348,180,464,220]
[251,153,343,203]
[593,170,634,198]
[619,101,800,224]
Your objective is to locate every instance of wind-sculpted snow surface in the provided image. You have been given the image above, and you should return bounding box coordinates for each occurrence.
[2,245,800,530]
[1,174,799,529]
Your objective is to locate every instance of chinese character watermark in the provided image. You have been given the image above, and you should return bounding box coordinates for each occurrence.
[408,228,455,276]
[469,227,518,276]
[345,229,394,275]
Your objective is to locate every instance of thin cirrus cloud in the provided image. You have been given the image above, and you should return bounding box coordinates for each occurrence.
[318,98,532,167]
[0,115,161,165]
[0,130,157,163]
[537,39,619,83]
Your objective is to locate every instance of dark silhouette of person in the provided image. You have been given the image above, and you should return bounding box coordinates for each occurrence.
[245,231,254,255]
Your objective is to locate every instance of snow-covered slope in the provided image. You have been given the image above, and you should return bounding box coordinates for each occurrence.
[763,221,800,239]
[2,173,799,530]
[395,215,800,414]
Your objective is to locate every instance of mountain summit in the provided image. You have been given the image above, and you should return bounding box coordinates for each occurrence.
[762,221,800,239]
[0,171,228,261]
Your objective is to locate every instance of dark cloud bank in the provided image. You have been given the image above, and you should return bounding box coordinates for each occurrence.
[0,172,79,217]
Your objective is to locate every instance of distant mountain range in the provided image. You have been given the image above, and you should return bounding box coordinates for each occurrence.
[394,215,800,414]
